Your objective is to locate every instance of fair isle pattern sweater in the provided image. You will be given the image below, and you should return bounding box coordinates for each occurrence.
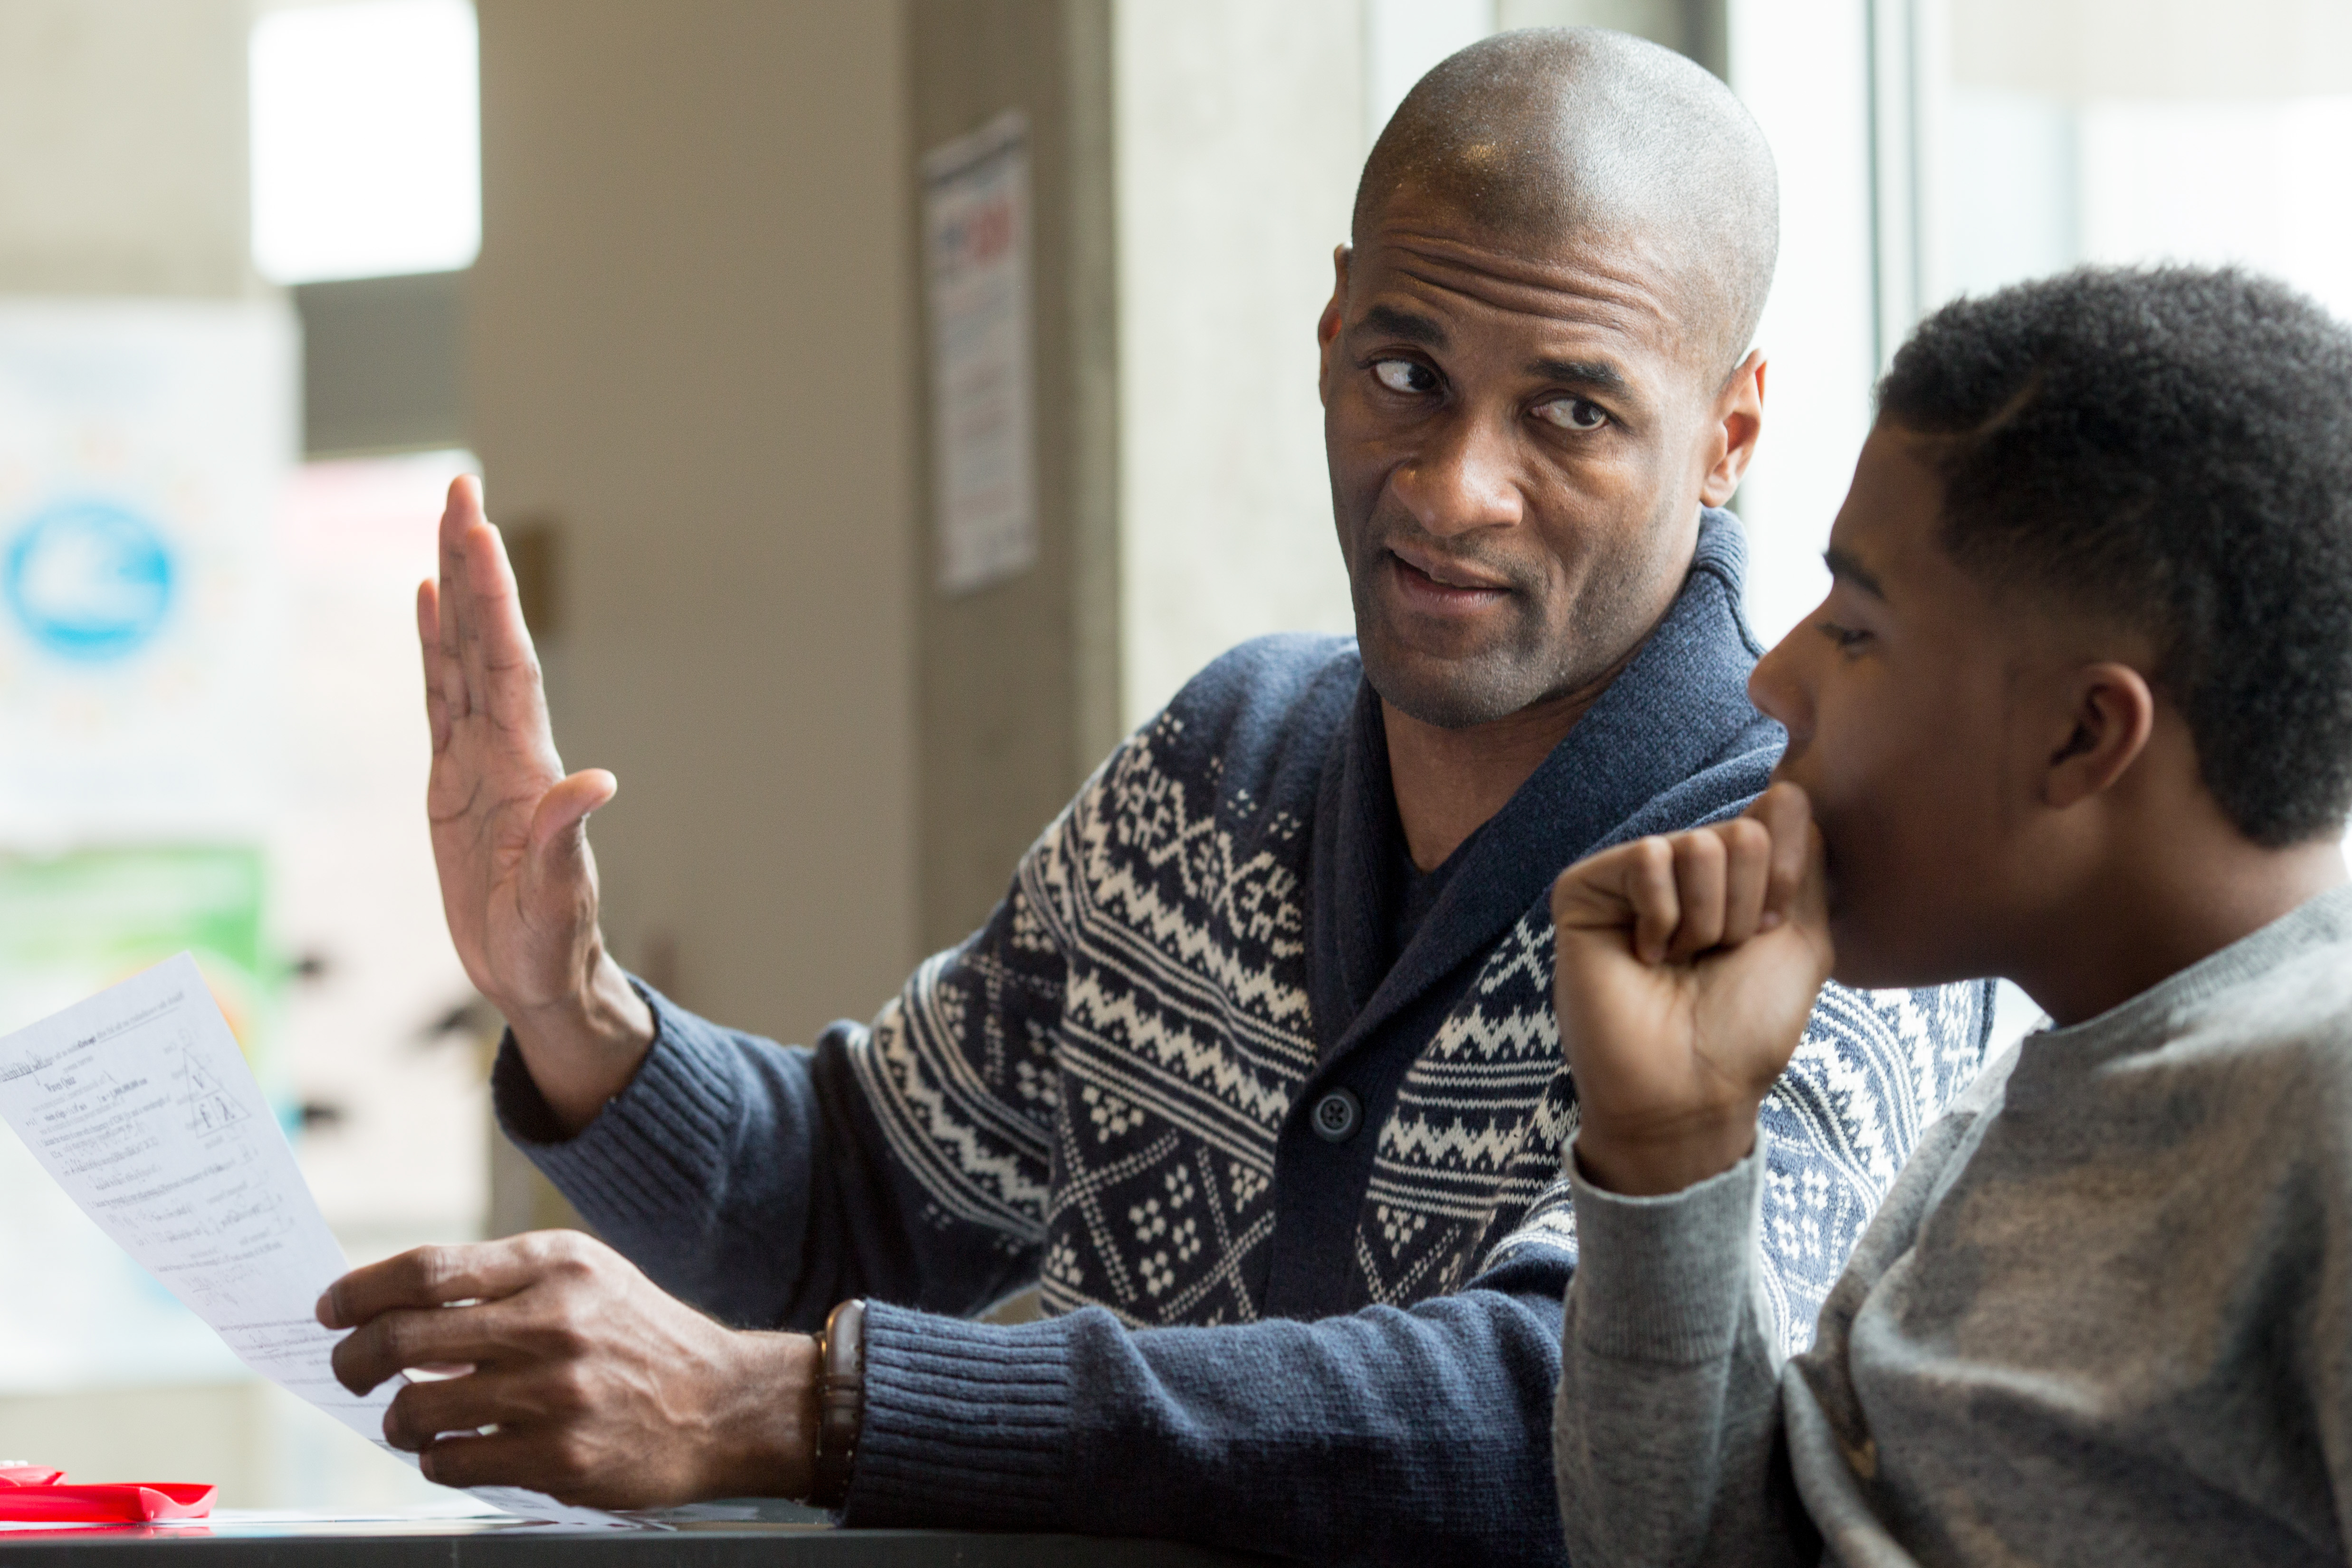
[499,512,1994,1566]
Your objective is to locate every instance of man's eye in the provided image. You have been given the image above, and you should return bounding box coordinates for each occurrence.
[1535,397,1607,432]
[1372,359,1436,394]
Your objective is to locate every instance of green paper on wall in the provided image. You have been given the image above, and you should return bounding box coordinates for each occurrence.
[0,846,277,1091]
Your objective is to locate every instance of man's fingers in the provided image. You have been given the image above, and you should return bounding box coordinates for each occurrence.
[436,477,504,734]
[1664,831,1729,961]
[319,1234,586,1332]
[382,1367,551,1454]
[412,1426,565,1493]
[417,580,453,753]
[438,476,481,696]
[439,476,547,741]
[331,1305,486,1397]
[459,520,553,737]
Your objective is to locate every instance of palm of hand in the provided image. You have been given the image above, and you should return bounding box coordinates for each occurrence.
[426,676,573,1011]
[419,481,612,1020]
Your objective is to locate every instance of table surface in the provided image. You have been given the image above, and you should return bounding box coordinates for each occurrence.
[0,1501,1278,1567]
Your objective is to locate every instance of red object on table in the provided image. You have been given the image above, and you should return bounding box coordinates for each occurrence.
[0,1464,214,1522]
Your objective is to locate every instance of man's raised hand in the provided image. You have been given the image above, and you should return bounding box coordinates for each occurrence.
[1549,783,1833,1196]
[421,477,652,1131]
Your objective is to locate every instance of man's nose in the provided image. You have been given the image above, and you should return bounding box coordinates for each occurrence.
[1389,412,1523,537]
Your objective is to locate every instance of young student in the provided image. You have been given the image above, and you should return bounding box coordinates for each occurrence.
[1548,265,2352,1568]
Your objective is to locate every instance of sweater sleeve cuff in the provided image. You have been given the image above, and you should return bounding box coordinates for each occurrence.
[842,1300,1073,1531]
[1566,1130,1766,1365]
[489,982,746,1233]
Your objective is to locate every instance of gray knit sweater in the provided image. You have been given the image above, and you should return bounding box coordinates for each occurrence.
[1555,882,2352,1568]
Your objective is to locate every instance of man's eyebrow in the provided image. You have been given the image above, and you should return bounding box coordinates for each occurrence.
[1822,545,1886,599]
[1354,305,1447,348]
[1528,357,1630,394]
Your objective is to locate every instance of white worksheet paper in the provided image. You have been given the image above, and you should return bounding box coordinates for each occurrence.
[0,954,633,1529]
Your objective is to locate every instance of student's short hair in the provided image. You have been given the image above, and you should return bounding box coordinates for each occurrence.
[1878,266,2352,846]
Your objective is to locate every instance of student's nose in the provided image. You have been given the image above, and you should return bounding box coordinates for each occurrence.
[1748,623,1811,740]
[1389,411,1523,539]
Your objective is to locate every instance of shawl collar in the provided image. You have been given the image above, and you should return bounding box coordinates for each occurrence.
[1306,509,1778,1063]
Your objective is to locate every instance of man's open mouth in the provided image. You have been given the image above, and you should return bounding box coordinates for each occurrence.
[1386,546,1512,609]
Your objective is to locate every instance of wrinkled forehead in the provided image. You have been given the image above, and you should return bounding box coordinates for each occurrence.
[1350,190,1716,380]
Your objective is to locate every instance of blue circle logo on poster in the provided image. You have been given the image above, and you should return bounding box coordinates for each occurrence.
[3,500,176,662]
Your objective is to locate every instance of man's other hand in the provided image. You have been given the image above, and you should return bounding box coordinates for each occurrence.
[319,1232,817,1508]
[1549,782,1834,1196]
[421,476,653,1131]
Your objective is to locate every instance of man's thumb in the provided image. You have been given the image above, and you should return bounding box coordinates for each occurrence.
[531,769,619,867]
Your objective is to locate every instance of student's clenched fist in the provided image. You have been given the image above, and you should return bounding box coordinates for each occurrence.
[1549,782,1834,1196]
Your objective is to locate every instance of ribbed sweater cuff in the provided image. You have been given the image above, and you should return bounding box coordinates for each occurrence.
[843,1301,1074,1531]
[1567,1131,1765,1365]
[489,983,744,1233]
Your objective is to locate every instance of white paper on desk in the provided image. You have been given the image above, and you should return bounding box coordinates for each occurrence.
[0,954,638,1530]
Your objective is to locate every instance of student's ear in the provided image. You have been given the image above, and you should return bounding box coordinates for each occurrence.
[2040,661,2158,810]
[1317,245,1352,408]
[1699,350,1766,507]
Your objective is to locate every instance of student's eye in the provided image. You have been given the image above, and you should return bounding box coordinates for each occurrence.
[1819,620,1873,653]
[1372,359,1437,395]
[1534,397,1607,432]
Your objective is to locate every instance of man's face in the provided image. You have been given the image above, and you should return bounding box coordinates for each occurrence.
[1319,190,1758,729]
[1748,425,2043,988]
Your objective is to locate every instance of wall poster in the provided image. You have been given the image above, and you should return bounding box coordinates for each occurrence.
[922,110,1037,595]
[0,300,295,842]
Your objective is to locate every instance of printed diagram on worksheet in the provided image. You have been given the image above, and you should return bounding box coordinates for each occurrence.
[178,1030,254,1137]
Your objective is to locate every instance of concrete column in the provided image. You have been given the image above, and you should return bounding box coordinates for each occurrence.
[1112,0,1365,730]
[908,0,1120,951]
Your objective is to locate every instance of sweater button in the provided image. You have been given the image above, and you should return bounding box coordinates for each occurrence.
[1311,1088,1362,1143]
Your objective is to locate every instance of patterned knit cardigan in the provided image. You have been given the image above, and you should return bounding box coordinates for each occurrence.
[499,512,1995,1567]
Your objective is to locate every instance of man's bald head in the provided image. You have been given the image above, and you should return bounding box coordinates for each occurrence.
[1351,28,1778,376]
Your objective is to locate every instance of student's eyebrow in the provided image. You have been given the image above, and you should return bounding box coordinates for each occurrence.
[1822,545,1887,600]
[1354,305,1447,348]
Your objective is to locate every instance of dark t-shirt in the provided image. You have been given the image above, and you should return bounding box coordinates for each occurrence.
[1387,826,1472,972]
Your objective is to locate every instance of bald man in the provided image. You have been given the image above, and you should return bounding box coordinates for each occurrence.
[323,29,1990,1564]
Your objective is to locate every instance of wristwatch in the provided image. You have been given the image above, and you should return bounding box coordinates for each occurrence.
[807,1299,866,1509]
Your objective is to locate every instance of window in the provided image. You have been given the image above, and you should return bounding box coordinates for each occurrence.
[249,0,481,286]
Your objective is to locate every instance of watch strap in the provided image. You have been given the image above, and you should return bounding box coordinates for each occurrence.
[807,1298,866,1509]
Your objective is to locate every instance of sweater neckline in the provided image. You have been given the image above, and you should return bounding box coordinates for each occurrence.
[2018,881,2352,1072]
[1306,507,1779,1060]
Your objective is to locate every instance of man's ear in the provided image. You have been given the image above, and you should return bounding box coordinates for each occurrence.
[2040,661,2158,810]
[1317,244,1351,408]
[1699,350,1766,507]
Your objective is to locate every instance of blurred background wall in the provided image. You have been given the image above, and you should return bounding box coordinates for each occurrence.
[468,0,919,1060]
[0,0,2346,1510]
